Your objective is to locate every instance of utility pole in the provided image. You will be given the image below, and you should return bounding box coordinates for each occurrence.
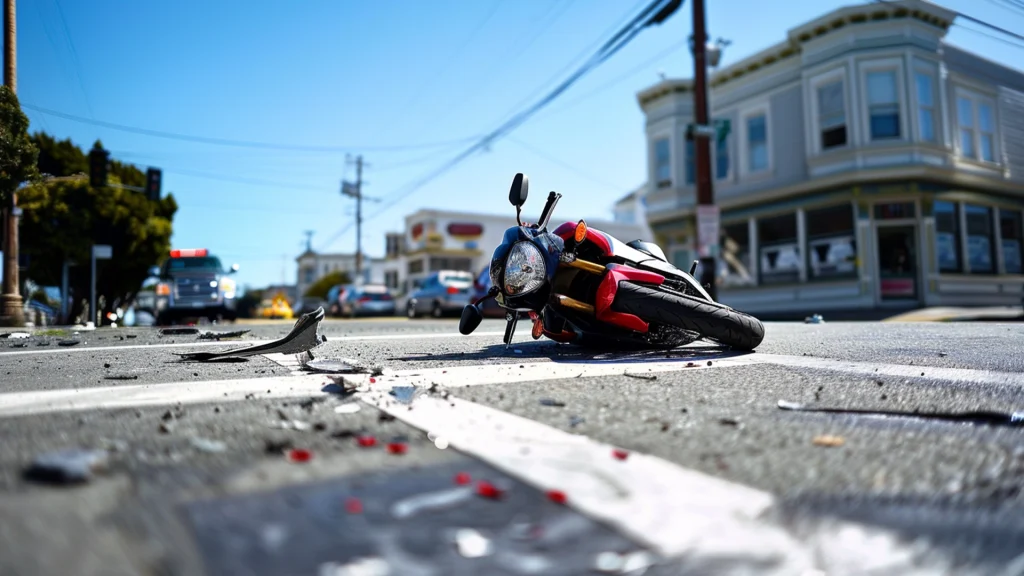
[691,0,719,302]
[342,155,377,282]
[0,0,22,326]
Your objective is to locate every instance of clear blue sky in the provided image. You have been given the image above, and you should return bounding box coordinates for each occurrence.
[17,0,1024,290]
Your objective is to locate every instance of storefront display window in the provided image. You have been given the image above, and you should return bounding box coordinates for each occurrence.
[1000,209,1023,274]
[806,204,857,280]
[934,201,960,273]
[758,213,799,284]
[720,222,753,286]
[965,204,994,274]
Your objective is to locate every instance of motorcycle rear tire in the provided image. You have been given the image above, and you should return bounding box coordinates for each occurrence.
[612,281,765,351]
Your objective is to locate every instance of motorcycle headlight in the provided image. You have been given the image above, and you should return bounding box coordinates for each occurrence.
[503,241,546,296]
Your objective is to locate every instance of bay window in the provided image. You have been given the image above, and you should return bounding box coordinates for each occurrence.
[914,71,936,142]
[654,138,671,188]
[866,70,900,140]
[817,80,847,149]
[746,114,768,173]
[957,92,997,163]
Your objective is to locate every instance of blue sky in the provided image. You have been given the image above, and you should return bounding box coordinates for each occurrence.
[17,0,1024,290]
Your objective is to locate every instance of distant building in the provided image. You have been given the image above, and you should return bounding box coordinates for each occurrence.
[613,184,653,238]
[260,284,298,305]
[385,208,647,295]
[637,0,1024,314]
[294,250,384,299]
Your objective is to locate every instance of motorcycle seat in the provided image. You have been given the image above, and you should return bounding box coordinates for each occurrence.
[626,239,668,262]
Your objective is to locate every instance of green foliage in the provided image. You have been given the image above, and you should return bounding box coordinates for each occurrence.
[19,134,178,318]
[0,86,40,200]
[304,271,351,299]
[236,288,264,318]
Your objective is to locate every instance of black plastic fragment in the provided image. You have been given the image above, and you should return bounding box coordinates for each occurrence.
[778,400,1024,427]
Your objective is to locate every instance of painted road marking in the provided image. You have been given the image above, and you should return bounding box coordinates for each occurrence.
[0,331,505,358]
[749,353,1024,388]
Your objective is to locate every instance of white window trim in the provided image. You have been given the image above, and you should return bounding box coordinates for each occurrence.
[953,86,1000,165]
[807,66,851,156]
[857,57,908,144]
[738,102,772,178]
[910,61,940,145]
[650,132,674,189]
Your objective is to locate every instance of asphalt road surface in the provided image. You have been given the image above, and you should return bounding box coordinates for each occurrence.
[1,317,1024,575]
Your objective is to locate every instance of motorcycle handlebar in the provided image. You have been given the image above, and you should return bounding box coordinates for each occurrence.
[536,191,562,231]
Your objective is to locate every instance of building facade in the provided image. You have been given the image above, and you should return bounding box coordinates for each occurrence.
[637,0,1024,314]
[387,209,647,295]
[295,251,384,299]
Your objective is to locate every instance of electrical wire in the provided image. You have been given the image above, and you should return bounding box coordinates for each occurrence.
[505,135,627,193]
[874,0,1024,44]
[51,0,94,119]
[22,104,482,153]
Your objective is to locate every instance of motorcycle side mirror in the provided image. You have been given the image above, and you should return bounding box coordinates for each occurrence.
[509,173,529,207]
[459,304,484,335]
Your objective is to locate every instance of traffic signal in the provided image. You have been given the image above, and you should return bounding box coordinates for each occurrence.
[89,147,109,188]
[146,168,162,201]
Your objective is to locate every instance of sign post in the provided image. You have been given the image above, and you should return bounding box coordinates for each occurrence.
[91,244,112,326]
[696,205,720,259]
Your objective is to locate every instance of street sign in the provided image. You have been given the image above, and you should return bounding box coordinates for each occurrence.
[686,119,732,142]
[696,205,720,258]
[714,118,731,142]
[92,245,112,260]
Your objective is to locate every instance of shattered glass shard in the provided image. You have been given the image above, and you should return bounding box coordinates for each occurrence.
[302,358,370,374]
[453,528,493,559]
[25,448,109,484]
[388,386,419,405]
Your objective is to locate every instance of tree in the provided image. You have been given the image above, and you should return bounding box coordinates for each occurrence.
[304,271,351,299]
[0,86,40,202]
[18,134,177,321]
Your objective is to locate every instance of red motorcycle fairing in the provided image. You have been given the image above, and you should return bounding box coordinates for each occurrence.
[553,221,613,255]
[595,264,665,333]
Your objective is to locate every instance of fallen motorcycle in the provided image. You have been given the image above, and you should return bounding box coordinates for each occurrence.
[459,173,765,351]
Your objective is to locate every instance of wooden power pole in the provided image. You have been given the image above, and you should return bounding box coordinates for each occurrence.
[1,0,23,326]
[691,0,719,302]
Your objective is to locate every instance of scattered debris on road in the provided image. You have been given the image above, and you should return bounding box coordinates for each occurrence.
[190,437,227,453]
[812,435,845,447]
[389,386,419,404]
[176,307,326,361]
[57,339,82,347]
[2,332,30,339]
[301,357,371,374]
[454,528,493,558]
[103,374,140,381]
[24,448,109,484]
[570,415,586,428]
[286,448,313,463]
[778,400,1024,427]
[160,327,200,336]
[198,329,251,340]
[539,398,566,407]
[612,449,629,460]
[264,439,293,454]
[804,314,825,324]
[334,403,361,414]
[623,372,657,380]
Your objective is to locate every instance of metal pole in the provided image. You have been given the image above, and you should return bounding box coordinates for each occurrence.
[0,0,22,326]
[61,260,69,324]
[692,0,718,302]
[355,155,363,279]
[90,247,96,327]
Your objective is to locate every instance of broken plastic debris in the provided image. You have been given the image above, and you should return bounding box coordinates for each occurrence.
[190,437,227,453]
[391,487,473,519]
[57,339,81,347]
[475,480,504,500]
[269,420,312,431]
[389,386,419,404]
[386,442,408,455]
[539,398,565,407]
[594,551,625,573]
[161,327,200,335]
[5,332,30,339]
[334,403,361,414]
[302,357,370,374]
[198,329,251,340]
[345,497,363,514]
[176,307,326,361]
[356,435,378,448]
[546,490,567,504]
[612,449,630,461]
[286,448,313,463]
[569,416,585,428]
[778,399,1024,427]
[804,314,825,324]
[454,472,472,485]
[623,372,657,380]
[25,448,109,484]
[454,528,493,559]
[812,435,845,447]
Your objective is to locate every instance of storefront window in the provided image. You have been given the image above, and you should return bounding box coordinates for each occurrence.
[1000,209,1023,274]
[758,213,799,284]
[934,201,960,273]
[806,204,857,280]
[965,204,994,274]
[719,221,753,286]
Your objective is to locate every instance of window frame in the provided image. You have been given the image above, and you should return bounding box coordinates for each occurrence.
[953,86,1000,165]
[651,134,674,188]
[714,130,732,182]
[684,138,696,186]
[807,66,850,155]
[738,102,772,178]
[857,58,907,144]
[804,201,859,282]
[911,64,939,144]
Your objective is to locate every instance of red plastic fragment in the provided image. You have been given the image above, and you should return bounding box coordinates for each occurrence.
[612,449,630,461]
[370,377,376,384]
[546,490,567,504]
[356,435,377,448]
[344,497,363,514]
[476,480,504,499]
[286,448,313,463]
[454,472,472,485]
[386,442,408,455]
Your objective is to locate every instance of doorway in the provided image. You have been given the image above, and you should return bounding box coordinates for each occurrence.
[876,225,918,300]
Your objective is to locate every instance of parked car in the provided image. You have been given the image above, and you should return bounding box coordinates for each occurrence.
[294,297,326,315]
[340,284,396,318]
[471,265,505,318]
[405,270,475,318]
[325,284,353,317]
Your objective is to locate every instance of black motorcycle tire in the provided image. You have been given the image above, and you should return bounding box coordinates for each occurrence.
[612,281,765,351]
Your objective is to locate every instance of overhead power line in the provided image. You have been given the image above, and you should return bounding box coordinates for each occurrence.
[22,103,482,153]
[874,0,1024,45]
[318,0,683,248]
